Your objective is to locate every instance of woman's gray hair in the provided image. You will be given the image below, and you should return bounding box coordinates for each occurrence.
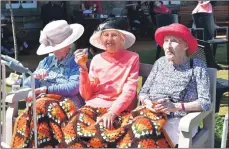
[119,32,126,47]
[70,43,76,53]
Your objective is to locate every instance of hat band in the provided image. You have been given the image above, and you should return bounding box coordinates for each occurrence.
[39,27,73,47]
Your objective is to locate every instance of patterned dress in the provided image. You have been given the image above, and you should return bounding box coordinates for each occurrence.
[139,56,211,115]
[138,56,211,144]
[11,94,174,148]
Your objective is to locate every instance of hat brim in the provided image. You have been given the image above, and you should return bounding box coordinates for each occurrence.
[155,27,197,56]
[201,1,211,4]
[36,23,84,55]
[89,29,136,50]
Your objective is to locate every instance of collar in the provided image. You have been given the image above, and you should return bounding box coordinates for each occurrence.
[50,52,73,68]
[166,57,191,70]
[101,49,126,63]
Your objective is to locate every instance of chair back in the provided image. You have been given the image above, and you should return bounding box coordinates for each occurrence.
[192,39,218,69]
[192,12,216,40]
[191,41,207,65]
[139,63,153,85]
[155,14,179,28]
[87,60,153,86]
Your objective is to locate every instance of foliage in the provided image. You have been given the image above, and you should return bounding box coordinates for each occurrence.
[215,113,229,148]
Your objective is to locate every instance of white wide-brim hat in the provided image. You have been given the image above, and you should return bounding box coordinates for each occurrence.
[89,18,136,50]
[37,20,84,55]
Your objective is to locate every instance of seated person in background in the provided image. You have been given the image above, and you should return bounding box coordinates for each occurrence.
[88,1,103,14]
[23,20,85,109]
[138,23,211,146]
[153,1,171,14]
[192,1,212,14]
[81,1,92,15]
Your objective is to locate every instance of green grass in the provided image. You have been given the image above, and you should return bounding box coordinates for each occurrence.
[217,70,228,116]
[215,45,228,65]
[135,43,228,64]
[215,113,229,148]
[137,49,156,64]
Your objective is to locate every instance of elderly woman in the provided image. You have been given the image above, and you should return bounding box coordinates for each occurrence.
[68,18,172,148]
[11,20,85,147]
[138,23,211,146]
[22,20,85,108]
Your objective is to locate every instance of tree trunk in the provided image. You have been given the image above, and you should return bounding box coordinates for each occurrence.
[8,0,18,60]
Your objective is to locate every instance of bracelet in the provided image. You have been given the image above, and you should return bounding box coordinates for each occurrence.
[79,67,88,72]
[181,103,185,111]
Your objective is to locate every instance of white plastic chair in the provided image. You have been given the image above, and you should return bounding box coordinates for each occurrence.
[178,68,216,148]
[1,55,38,148]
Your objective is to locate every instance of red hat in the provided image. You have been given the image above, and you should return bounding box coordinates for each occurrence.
[155,23,198,56]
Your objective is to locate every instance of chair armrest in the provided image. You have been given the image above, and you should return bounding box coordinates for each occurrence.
[215,26,228,39]
[5,88,31,104]
[178,110,211,132]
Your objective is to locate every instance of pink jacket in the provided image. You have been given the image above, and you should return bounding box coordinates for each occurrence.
[79,49,139,115]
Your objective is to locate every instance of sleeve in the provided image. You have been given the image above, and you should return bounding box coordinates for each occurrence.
[22,57,47,88]
[79,58,99,100]
[138,60,159,101]
[192,4,200,14]
[47,61,81,97]
[108,55,140,115]
[195,63,211,111]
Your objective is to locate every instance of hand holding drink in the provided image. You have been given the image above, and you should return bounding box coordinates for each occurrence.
[74,48,88,71]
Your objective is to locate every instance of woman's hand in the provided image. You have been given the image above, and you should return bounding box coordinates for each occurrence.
[154,98,180,113]
[74,49,88,71]
[33,69,48,80]
[25,87,47,103]
[96,111,118,130]
[139,96,159,113]
[142,99,161,113]
[141,98,158,113]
